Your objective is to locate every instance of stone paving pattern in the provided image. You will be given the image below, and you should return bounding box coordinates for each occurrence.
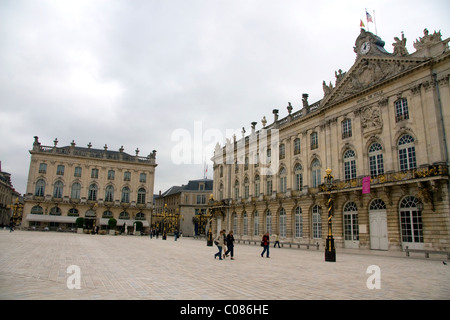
[0,230,449,300]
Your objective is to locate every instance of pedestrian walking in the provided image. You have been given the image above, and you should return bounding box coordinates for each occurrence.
[214,230,225,260]
[261,232,270,258]
[174,229,179,241]
[274,234,280,248]
[225,230,235,260]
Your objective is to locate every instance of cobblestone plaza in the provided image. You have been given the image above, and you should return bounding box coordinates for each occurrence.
[0,230,448,300]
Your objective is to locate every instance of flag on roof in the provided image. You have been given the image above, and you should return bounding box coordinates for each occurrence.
[366,10,373,23]
[360,19,365,28]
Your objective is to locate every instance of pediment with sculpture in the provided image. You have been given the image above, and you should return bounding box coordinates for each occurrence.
[320,28,447,108]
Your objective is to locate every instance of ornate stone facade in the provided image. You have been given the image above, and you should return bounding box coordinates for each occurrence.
[22,137,157,233]
[210,28,450,252]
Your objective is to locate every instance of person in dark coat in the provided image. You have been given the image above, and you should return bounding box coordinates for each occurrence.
[224,230,235,260]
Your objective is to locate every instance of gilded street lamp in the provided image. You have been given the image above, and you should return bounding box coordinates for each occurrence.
[324,168,336,262]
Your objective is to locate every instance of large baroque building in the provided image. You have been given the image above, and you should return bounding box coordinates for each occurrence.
[22,137,157,233]
[210,28,450,252]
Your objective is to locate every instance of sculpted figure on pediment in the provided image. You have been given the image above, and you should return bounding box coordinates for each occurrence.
[414,28,442,50]
[392,32,409,56]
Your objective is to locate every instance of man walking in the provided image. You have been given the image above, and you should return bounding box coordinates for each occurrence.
[261,232,270,258]
[225,230,235,260]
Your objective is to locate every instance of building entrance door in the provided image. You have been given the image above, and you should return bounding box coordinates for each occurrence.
[369,210,388,250]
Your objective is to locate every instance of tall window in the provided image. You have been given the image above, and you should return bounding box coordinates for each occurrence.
[310,132,318,150]
[219,183,224,201]
[400,196,423,245]
[137,188,146,204]
[369,143,384,177]
[56,165,65,175]
[234,180,239,200]
[121,186,130,203]
[344,202,359,241]
[344,149,357,181]
[35,179,46,197]
[312,205,322,239]
[295,207,303,238]
[294,164,303,191]
[254,175,260,197]
[395,98,409,122]
[253,211,259,236]
[294,138,301,155]
[233,213,238,233]
[91,168,99,179]
[124,171,131,181]
[139,173,147,183]
[266,175,273,195]
[244,177,250,199]
[279,167,287,193]
[74,166,82,177]
[279,208,286,237]
[265,209,272,235]
[105,185,114,202]
[71,182,81,199]
[311,159,321,188]
[243,211,248,236]
[342,119,352,139]
[53,181,64,198]
[398,134,417,171]
[88,184,98,201]
[108,170,115,180]
[39,163,47,174]
[279,144,285,160]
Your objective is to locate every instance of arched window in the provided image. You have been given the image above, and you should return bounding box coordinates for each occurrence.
[312,205,322,239]
[137,187,146,204]
[369,143,384,177]
[88,184,98,201]
[265,209,272,235]
[102,210,113,218]
[71,182,81,199]
[343,202,359,241]
[243,211,248,236]
[369,199,386,210]
[279,167,287,193]
[243,177,250,199]
[136,212,145,220]
[234,180,240,200]
[398,135,417,171]
[105,185,114,202]
[254,175,260,197]
[121,186,130,203]
[294,164,303,191]
[53,180,64,198]
[253,211,259,236]
[279,208,286,237]
[344,149,357,181]
[50,207,62,215]
[119,211,129,219]
[400,196,423,245]
[68,208,79,216]
[35,179,46,197]
[311,159,321,188]
[31,205,43,215]
[295,207,303,238]
[233,212,238,233]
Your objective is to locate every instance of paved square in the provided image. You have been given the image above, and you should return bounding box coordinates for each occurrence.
[0,230,448,300]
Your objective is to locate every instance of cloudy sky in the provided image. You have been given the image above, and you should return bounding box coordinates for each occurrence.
[1,0,449,195]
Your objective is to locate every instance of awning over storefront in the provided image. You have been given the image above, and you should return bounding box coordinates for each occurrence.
[26,214,77,224]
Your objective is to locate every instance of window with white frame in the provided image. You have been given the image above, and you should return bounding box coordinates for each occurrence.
[312,205,322,239]
[71,182,81,199]
[342,119,352,139]
[105,185,114,202]
[279,167,287,193]
[293,138,301,155]
[395,98,409,122]
[53,181,63,198]
[344,149,357,181]
[311,159,321,188]
[295,207,303,238]
[265,209,272,235]
[35,179,46,197]
[253,211,259,236]
[398,134,417,171]
[369,142,384,177]
[279,208,286,237]
[294,163,303,191]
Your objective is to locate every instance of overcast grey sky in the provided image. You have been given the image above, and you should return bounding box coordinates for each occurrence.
[1,0,449,195]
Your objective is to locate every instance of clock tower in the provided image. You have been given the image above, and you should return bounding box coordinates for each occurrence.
[353,29,390,58]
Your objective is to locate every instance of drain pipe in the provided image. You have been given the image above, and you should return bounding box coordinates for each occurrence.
[433,72,449,166]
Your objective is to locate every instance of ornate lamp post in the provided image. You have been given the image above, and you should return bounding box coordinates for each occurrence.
[324,168,336,262]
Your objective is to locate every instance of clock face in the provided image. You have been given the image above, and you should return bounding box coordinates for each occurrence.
[360,41,371,55]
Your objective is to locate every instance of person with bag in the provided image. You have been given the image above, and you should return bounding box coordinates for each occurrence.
[261,232,270,258]
[224,230,235,260]
[214,230,225,260]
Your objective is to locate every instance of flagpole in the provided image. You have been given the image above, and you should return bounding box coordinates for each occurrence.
[365,8,369,32]
[373,10,378,35]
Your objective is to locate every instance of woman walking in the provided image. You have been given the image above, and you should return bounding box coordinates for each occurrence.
[261,232,270,258]
[224,230,235,260]
[214,230,225,260]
